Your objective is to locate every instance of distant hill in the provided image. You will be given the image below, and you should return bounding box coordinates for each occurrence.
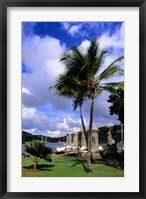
[22,131,42,143]
[22,131,66,143]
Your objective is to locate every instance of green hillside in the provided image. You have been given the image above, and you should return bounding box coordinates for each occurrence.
[22,131,66,143]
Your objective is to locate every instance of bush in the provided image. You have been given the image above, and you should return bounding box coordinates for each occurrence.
[24,140,52,169]
[100,147,124,169]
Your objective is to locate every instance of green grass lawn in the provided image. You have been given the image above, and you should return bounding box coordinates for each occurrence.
[22,154,124,177]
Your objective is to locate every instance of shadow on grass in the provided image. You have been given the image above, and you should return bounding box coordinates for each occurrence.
[23,164,55,171]
[66,155,105,172]
[68,156,88,172]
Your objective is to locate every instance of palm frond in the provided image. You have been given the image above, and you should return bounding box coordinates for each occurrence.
[99,55,124,81]
[71,47,85,63]
[99,66,124,81]
[93,49,108,74]
[100,81,124,93]
[107,56,124,68]
[73,99,80,111]
[60,53,78,72]
[73,97,86,110]
[60,48,85,77]
[87,38,100,65]
[24,140,52,162]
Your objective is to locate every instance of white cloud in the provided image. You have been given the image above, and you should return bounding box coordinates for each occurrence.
[22,35,70,109]
[61,22,70,30]
[99,23,124,50]
[22,106,82,137]
[22,106,36,119]
[22,34,77,137]
[22,35,64,72]
[68,24,82,36]
[61,22,83,37]
[79,39,90,54]
[23,106,60,135]
[22,87,31,95]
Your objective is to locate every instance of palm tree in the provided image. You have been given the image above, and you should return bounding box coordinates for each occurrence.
[50,73,88,144]
[24,140,52,169]
[51,38,124,172]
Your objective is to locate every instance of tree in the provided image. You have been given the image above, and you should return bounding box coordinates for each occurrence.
[107,82,124,124]
[50,70,97,163]
[24,140,52,169]
[50,67,88,144]
[51,38,124,172]
[82,39,123,171]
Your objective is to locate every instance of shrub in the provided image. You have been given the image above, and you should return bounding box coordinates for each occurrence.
[24,140,52,169]
[100,147,124,169]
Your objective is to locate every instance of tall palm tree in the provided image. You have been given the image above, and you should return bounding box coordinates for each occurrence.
[51,38,124,172]
[50,73,88,144]
[59,38,124,171]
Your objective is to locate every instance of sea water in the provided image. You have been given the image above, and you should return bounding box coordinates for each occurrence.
[22,142,66,154]
[22,142,123,154]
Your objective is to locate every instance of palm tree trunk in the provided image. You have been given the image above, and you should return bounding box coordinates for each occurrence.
[80,103,95,163]
[34,161,39,169]
[87,95,95,172]
[80,103,87,145]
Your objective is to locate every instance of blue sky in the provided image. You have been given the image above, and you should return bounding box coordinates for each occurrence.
[22,22,124,137]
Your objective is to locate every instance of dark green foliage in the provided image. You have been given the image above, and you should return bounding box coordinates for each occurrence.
[24,140,52,162]
[107,87,124,124]
[100,147,124,169]
[98,125,122,143]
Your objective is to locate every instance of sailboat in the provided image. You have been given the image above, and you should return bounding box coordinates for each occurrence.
[58,116,67,143]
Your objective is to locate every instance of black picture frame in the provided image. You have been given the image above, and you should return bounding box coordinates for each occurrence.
[0,0,146,198]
